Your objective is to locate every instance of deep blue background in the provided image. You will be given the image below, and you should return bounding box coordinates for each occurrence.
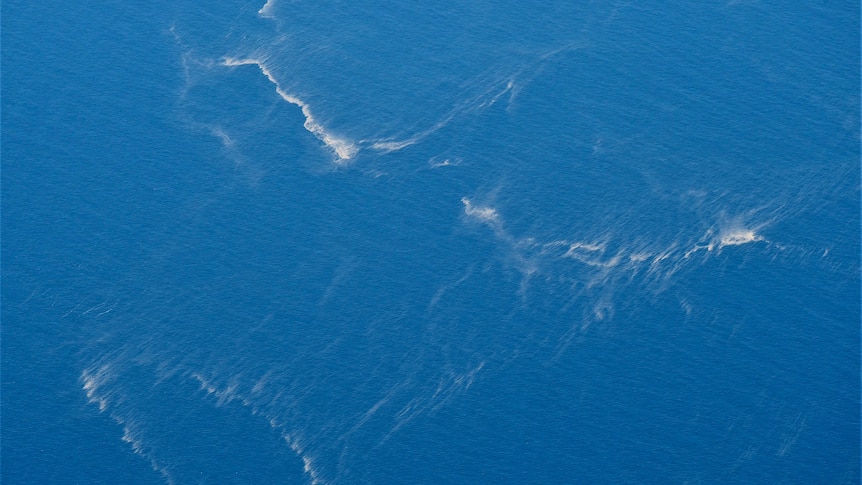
[3,1,859,483]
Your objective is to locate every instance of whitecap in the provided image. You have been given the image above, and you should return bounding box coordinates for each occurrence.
[258,0,276,18]
[461,197,501,226]
[718,228,763,248]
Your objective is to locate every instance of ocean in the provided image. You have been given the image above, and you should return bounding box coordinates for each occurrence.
[2,1,859,483]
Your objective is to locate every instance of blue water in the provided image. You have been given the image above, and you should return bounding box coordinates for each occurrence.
[3,1,859,483]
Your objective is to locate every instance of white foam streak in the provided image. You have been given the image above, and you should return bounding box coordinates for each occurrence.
[368,115,453,154]
[428,156,461,168]
[457,193,782,330]
[719,229,762,247]
[81,365,113,412]
[684,216,769,257]
[80,366,175,484]
[257,0,276,18]
[192,372,244,407]
[376,363,487,445]
[461,197,501,226]
[193,372,327,484]
[370,139,417,152]
[210,126,234,148]
[222,57,358,162]
[366,75,514,155]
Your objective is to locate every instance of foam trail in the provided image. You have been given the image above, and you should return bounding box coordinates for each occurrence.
[718,228,763,248]
[368,115,454,154]
[428,156,461,168]
[258,0,275,18]
[370,139,418,152]
[222,57,358,162]
[684,214,769,257]
[366,74,516,155]
[193,372,326,484]
[461,197,501,226]
[457,192,792,323]
[360,68,526,156]
[81,366,175,484]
